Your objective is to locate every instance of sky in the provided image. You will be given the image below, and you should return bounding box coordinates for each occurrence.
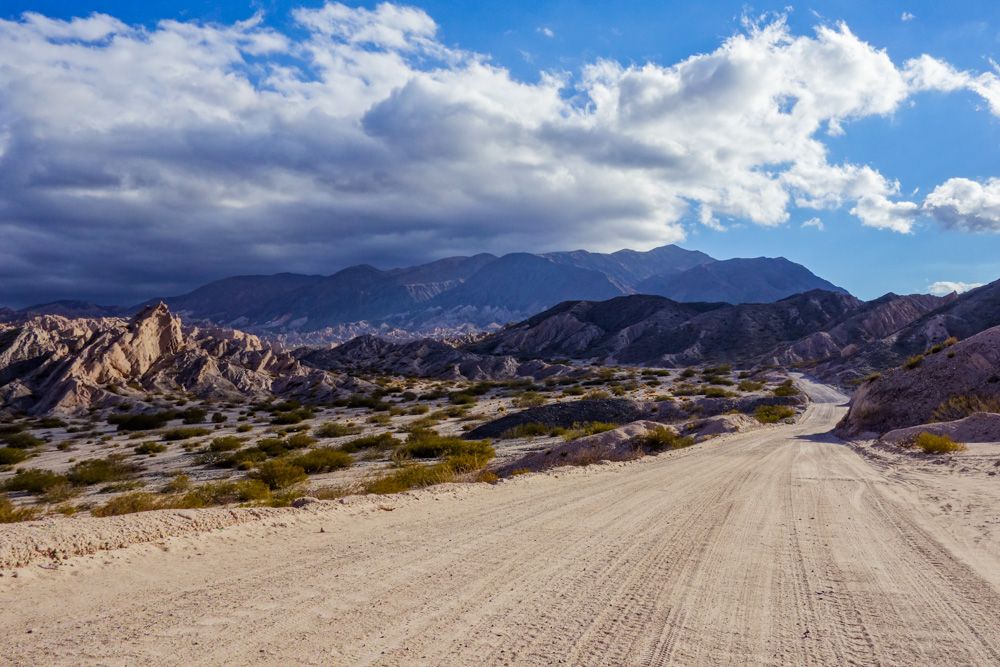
[1,0,999,307]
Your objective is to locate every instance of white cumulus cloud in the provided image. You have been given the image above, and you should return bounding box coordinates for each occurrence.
[801,217,824,230]
[537,27,554,37]
[901,12,915,22]
[922,178,1000,232]
[927,281,984,295]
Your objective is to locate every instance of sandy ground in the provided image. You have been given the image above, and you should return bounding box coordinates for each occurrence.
[4,378,1000,665]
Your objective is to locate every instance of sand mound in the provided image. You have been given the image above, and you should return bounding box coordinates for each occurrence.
[682,413,763,440]
[496,420,668,474]
[880,412,1000,445]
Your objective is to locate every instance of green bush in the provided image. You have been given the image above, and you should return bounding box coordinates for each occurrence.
[703,387,738,398]
[399,429,493,461]
[161,427,211,441]
[738,380,764,392]
[930,394,1000,423]
[559,422,618,442]
[636,426,695,452]
[513,392,546,408]
[0,432,44,449]
[0,495,39,523]
[915,432,967,454]
[339,433,402,453]
[314,422,363,438]
[270,411,303,425]
[2,468,68,494]
[34,417,68,429]
[499,423,552,439]
[236,423,253,433]
[771,380,800,397]
[209,435,246,452]
[754,405,796,424]
[0,447,29,465]
[285,433,317,450]
[249,459,308,489]
[92,492,162,517]
[134,441,167,456]
[108,411,175,432]
[291,447,353,473]
[903,354,924,370]
[363,463,453,495]
[211,412,228,424]
[449,392,477,406]
[180,407,207,424]
[67,454,142,485]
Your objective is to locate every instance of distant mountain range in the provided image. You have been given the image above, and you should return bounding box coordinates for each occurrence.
[4,245,848,343]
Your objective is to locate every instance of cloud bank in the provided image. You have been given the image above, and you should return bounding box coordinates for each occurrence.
[0,4,997,305]
[927,281,984,295]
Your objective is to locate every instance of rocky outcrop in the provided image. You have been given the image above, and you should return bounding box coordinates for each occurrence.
[836,325,1000,438]
[299,334,572,382]
[0,304,363,416]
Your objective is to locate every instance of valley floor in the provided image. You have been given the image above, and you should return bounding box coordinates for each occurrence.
[3,378,1000,665]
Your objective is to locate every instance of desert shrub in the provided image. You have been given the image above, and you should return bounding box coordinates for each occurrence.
[863,373,882,383]
[499,423,552,439]
[560,421,618,442]
[738,380,764,392]
[285,433,317,450]
[673,384,700,396]
[771,380,800,397]
[407,405,430,415]
[291,447,353,473]
[363,463,453,495]
[134,441,167,456]
[915,432,967,454]
[180,407,207,424]
[314,422,363,438]
[400,429,493,460]
[944,336,959,346]
[680,368,696,378]
[585,389,613,400]
[0,432,44,449]
[257,438,289,457]
[34,417,68,429]
[249,459,308,489]
[67,454,142,485]
[367,414,391,426]
[0,495,39,523]
[236,424,253,433]
[755,405,796,424]
[91,492,163,517]
[513,392,546,408]
[2,468,68,494]
[209,435,246,452]
[636,426,695,452]
[930,394,1000,422]
[161,427,211,441]
[449,392,476,406]
[339,432,401,453]
[108,411,175,431]
[903,354,924,370]
[162,474,192,493]
[928,343,945,355]
[270,411,302,425]
[219,447,267,469]
[703,387,738,398]
[41,482,81,503]
[0,447,29,465]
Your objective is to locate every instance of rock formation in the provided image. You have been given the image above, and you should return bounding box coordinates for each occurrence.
[0,304,365,416]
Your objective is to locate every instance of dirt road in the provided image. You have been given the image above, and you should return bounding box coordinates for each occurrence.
[4,377,1000,665]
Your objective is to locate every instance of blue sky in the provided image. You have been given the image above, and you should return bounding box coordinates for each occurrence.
[0,0,999,306]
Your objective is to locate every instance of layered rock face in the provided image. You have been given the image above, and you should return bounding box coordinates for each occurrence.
[0,304,363,416]
[836,325,1000,437]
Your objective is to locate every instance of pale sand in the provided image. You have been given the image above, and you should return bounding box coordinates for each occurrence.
[3,377,1000,665]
